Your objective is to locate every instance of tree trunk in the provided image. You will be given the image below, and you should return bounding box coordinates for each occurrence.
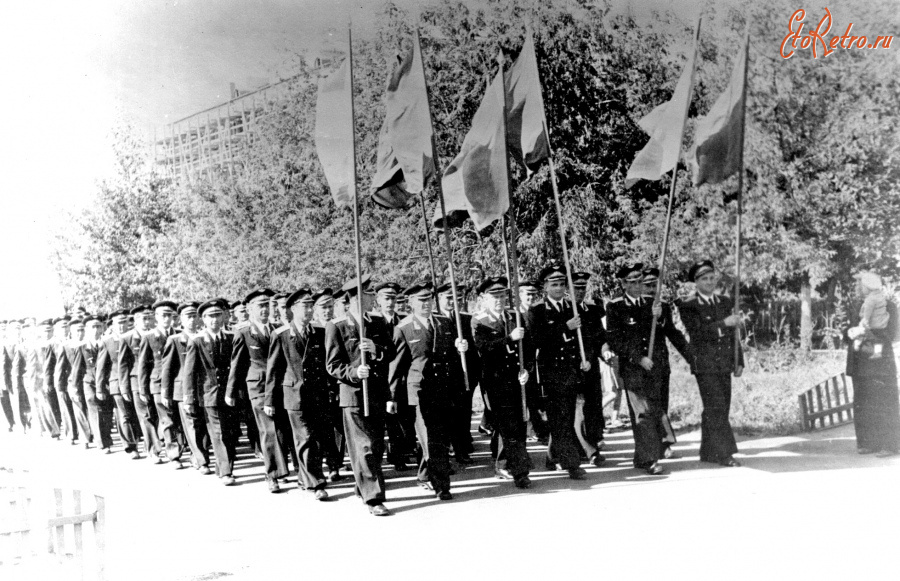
[800,280,813,351]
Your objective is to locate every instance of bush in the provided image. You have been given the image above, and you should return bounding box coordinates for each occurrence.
[668,347,846,436]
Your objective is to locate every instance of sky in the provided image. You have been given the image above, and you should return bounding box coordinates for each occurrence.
[0,0,691,319]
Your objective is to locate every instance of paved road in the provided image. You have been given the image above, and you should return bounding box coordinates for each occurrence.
[2,419,899,581]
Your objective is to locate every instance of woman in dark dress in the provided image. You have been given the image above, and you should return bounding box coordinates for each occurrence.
[846,272,900,457]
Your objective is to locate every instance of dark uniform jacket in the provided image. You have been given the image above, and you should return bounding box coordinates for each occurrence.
[389,314,463,407]
[118,330,144,393]
[576,300,608,361]
[227,321,275,406]
[161,331,192,402]
[40,342,56,393]
[605,295,690,397]
[183,330,234,408]
[137,328,173,397]
[525,298,580,386]
[65,341,83,396]
[95,336,122,397]
[266,322,330,412]
[2,343,13,393]
[324,313,394,408]
[75,341,101,400]
[678,294,743,375]
[472,309,525,409]
[53,342,71,396]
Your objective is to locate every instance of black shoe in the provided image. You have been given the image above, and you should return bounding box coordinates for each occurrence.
[544,458,560,471]
[719,456,742,467]
[588,452,606,467]
[267,479,281,493]
[875,450,899,458]
[315,489,330,501]
[663,447,679,459]
[494,468,514,480]
[455,455,475,465]
[644,462,666,476]
[368,503,392,516]
[568,467,588,480]
[437,490,453,501]
[417,479,434,491]
[393,462,409,471]
[857,448,876,455]
[328,470,345,482]
[477,426,492,436]
[514,476,532,489]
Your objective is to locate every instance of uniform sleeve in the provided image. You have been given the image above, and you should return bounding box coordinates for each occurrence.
[136,336,154,397]
[325,323,360,386]
[264,333,285,409]
[96,345,111,397]
[160,337,179,401]
[388,327,411,402]
[226,331,249,401]
[182,339,199,406]
[117,337,134,393]
[662,305,691,362]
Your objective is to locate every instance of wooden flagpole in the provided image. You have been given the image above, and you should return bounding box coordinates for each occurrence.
[415,28,470,392]
[418,194,439,288]
[347,23,369,416]
[496,51,528,420]
[733,33,750,371]
[647,18,702,361]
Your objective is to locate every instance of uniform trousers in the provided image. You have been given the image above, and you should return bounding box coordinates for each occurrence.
[111,394,139,451]
[450,388,475,457]
[695,373,738,462]
[205,405,239,477]
[10,388,31,432]
[275,410,299,470]
[322,399,346,472]
[46,387,63,427]
[155,398,186,460]
[87,395,115,450]
[54,388,78,442]
[853,375,900,453]
[34,391,60,437]
[525,379,549,441]
[488,404,531,478]
[132,390,162,457]
[287,409,327,491]
[413,395,452,493]
[68,391,93,444]
[579,365,606,448]
[178,402,210,467]
[238,398,260,454]
[1,390,15,430]
[342,406,386,505]
[251,404,288,481]
[623,386,669,468]
[385,404,416,465]
[543,368,582,470]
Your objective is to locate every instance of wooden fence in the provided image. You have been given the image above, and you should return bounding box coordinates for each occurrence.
[798,373,854,431]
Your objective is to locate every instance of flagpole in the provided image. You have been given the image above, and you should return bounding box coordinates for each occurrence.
[415,29,470,392]
[647,18,702,361]
[496,51,528,420]
[347,24,369,416]
[418,194,439,288]
[733,33,750,371]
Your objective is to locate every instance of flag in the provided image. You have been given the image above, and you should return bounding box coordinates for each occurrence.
[624,35,699,188]
[370,30,436,209]
[690,35,748,188]
[504,30,549,174]
[436,68,509,231]
[314,58,355,207]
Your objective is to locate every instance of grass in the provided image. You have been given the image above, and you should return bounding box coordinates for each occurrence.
[668,348,846,436]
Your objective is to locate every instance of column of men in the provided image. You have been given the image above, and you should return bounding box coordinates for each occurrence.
[0,258,743,517]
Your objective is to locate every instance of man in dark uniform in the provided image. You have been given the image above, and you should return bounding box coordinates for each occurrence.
[517,279,548,444]
[52,316,78,444]
[324,274,395,516]
[162,302,212,474]
[227,288,290,492]
[0,321,14,431]
[138,300,184,468]
[678,260,742,467]
[313,288,346,482]
[372,281,416,472]
[525,262,590,480]
[64,318,93,448]
[436,282,480,464]
[267,288,334,501]
[96,310,141,459]
[120,305,163,462]
[31,318,61,438]
[389,282,468,500]
[183,299,239,485]
[4,320,30,433]
[606,263,690,475]
[76,314,114,452]
[572,272,610,465]
[472,276,532,489]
